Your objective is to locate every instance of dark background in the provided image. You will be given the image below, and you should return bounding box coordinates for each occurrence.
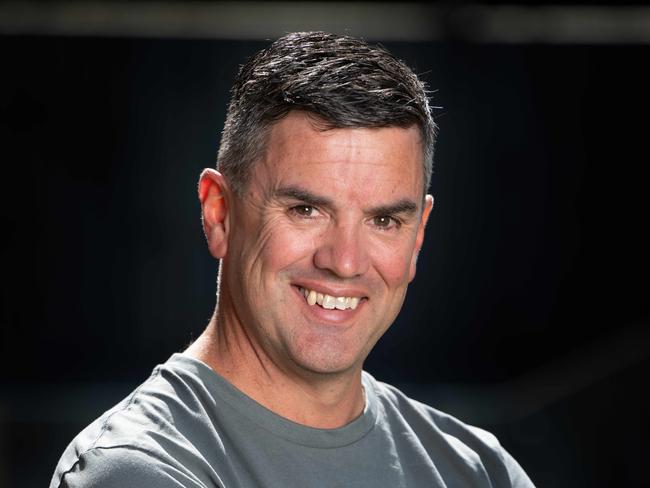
[1,7,649,487]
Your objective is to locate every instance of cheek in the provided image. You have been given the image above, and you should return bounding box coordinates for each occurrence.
[370,240,416,287]
[254,221,318,273]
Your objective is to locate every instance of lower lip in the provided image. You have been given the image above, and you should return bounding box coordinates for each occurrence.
[292,286,362,325]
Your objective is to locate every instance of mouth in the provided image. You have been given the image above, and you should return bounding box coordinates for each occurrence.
[297,286,362,311]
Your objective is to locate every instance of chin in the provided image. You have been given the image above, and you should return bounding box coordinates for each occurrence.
[285,327,375,377]
[290,347,363,377]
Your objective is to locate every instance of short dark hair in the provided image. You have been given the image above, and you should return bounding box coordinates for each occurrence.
[217,31,437,196]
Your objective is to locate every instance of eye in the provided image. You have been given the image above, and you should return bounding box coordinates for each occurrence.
[372,215,400,230]
[289,205,317,218]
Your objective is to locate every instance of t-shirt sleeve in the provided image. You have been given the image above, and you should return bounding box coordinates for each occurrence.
[500,445,536,487]
[467,425,536,487]
[54,446,209,488]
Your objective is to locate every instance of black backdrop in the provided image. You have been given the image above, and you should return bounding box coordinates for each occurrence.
[1,35,649,487]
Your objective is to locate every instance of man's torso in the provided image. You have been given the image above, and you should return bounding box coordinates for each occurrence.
[51,354,534,488]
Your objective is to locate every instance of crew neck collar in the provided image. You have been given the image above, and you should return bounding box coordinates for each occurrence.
[165,353,379,449]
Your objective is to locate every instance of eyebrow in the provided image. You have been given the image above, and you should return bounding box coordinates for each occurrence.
[367,199,418,217]
[274,185,418,216]
[274,186,334,208]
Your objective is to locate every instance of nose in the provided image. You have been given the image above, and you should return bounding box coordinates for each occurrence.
[313,220,370,278]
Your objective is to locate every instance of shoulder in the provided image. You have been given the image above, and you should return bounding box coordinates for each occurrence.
[370,376,499,446]
[363,372,535,487]
[367,375,500,453]
[52,445,207,488]
[51,356,221,488]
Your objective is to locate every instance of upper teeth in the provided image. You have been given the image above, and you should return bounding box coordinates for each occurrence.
[301,288,360,310]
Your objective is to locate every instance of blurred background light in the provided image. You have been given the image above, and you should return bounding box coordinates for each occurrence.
[1,2,650,43]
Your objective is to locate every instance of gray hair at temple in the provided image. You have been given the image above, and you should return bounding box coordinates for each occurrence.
[216,31,437,197]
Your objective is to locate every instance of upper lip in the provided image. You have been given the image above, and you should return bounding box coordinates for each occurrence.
[294,281,368,299]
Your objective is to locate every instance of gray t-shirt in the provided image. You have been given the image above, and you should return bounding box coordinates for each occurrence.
[51,354,534,487]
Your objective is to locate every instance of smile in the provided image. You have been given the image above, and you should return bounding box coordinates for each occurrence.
[298,287,361,310]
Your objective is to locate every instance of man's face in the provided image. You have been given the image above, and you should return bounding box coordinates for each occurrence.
[220,111,432,379]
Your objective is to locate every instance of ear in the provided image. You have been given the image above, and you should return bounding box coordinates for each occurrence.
[198,168,230,259]
[409,194,434,282]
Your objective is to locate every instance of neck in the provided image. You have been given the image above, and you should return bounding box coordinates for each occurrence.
[185,313,366,429]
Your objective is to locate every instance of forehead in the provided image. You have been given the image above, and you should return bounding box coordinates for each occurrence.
[256,112,424,203]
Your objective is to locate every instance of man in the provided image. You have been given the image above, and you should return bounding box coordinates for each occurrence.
[51,32,534,487]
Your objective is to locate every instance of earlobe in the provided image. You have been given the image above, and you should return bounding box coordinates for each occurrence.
[198,168,230,259]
